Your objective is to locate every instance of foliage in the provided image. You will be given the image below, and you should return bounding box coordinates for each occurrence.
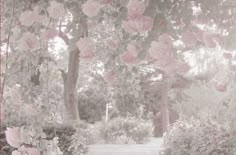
[43,123,92,155]
[160,118,236,155]
[69,128,88,155]
[100,116,152,144]
[173,79,236,128]
[2,125,62,155]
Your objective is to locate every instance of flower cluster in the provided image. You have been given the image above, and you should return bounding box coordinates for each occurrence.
[122,0,153,33]
[82,0,103,17]
[5,127,40,155]
[76,37,95,60]
[18,32,40,51]
[120,44,140,65]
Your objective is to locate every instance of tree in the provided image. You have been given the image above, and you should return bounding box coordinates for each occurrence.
[2,0,236,145]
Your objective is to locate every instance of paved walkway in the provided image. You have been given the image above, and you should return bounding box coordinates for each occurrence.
[87,138,162,155]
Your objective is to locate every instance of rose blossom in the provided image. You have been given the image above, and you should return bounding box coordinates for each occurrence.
[127,0,145,19]
[47,1,65,18]
[103,70,116,84]
[5,127,22,148]
[120,44,139,65]
[148,41,173,66]
[41,28,58,40]
[82,0,103,17]
[19,10,38,27]
[18,32,40,51]
[76,37,95,59]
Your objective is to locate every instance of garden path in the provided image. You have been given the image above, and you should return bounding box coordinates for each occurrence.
[87,138,162,155]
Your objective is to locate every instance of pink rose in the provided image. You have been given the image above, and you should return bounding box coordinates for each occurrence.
[215,83,227,92]
[107,39,119,49]
[103,71,116,85]
[120,44,139,65]
[5,127,22,148]
[41,28,58,40]
[19,10,38,27]
[148,41,173,66]
[76,37,95,59]
[127,0,145,19]
[213,80,227,92]
[82,0,103,17]
[47,1,65,18]
[18,32,40,50]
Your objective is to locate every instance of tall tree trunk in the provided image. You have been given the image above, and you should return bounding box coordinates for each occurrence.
[61,4,88,124]
[63,49,80,123]
[153,111,162,137]
[160,81,170,133]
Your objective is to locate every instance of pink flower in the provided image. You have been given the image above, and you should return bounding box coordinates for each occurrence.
[47,1,65,18]
[41,28,58,40]
[25,147,40,155]
[181,31,197,47]
[215,82,227,92]
[12,150,21,155]
[82,0,103,17]
[80,50,95,60]
[5,127,22,148]
[223,52,232,59]
[203,33,217,48]
[213,80,227,92]
[19,10,38,27]
[148,41,173,66]
[76,38,95,59]
[127,0,145,19]
[18,32,40,51]
[103,71,116,84]
[120,44,139,65]
[122,15,153,33]
[107,39,119,49]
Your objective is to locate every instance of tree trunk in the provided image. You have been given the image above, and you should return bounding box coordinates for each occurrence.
[160,81,170,133]
[153,112,162,137]
[63,49,80,123]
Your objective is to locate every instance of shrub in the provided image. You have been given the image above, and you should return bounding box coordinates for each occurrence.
[100,116,152,144]
[160,118,236,155]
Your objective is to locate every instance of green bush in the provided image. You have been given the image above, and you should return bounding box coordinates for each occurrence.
[99,116,152,144]
[160,118,236,155]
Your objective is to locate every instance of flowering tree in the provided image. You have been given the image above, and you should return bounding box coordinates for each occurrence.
[2,0,236,154]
